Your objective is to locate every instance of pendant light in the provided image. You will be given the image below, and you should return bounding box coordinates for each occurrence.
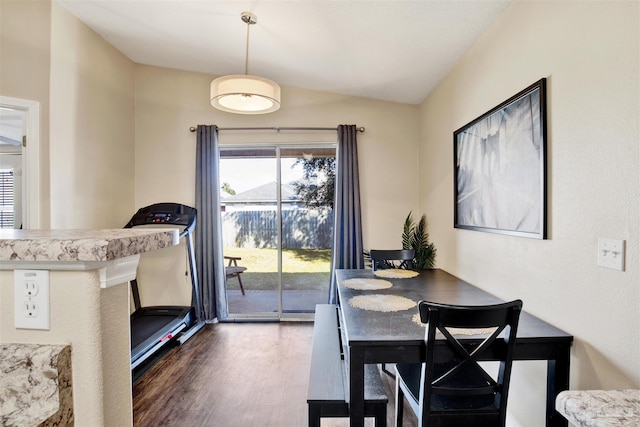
[210,12,281,114]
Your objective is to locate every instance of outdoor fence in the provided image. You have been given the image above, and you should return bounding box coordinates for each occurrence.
[222,208,333,249]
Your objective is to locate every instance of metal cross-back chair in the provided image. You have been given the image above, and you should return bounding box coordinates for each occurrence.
[369,249,415,272]
[395,299,523,427]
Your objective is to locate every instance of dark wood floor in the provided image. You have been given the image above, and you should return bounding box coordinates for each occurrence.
[133,322,417,426]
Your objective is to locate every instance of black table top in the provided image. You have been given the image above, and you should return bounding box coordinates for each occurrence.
[336,268,573,348]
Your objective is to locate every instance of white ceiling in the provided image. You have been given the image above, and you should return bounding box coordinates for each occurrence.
[56,0,512,106]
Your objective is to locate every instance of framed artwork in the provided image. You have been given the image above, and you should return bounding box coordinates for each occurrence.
[454,78,547,239]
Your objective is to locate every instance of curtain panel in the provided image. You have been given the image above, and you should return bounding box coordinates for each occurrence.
[329,124,364,304]
[195,125,228,321]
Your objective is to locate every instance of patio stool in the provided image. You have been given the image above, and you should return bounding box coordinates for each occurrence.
[224,256,247,295]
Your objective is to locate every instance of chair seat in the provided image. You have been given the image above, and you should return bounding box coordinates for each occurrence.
[225,266,246,275]
[396,363,499,412]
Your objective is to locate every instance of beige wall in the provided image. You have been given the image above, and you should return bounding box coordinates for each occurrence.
[49,1,136,229]
[0,0,52,227]
[418,1,639,424]
[134,64,420,306]
[0,0,135,229]
[1,2,138,424]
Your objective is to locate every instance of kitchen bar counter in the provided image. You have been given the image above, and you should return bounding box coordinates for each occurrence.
[0,228,180,427]
[0,228,178,263]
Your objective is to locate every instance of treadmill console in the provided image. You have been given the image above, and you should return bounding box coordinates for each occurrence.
[146,212,183,224]
[125,203,197,235]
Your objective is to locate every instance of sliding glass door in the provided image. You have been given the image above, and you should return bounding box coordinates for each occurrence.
[219,145,336,319]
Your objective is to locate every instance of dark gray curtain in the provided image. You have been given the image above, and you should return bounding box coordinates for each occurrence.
[329,124,364,304]
[195,125,227,321]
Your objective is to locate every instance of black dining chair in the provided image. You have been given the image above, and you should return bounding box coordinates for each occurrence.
[369,249,415,272]
[395,299,523,427]
[369,249,416,376]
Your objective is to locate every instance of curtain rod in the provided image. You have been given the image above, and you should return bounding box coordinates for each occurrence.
[189,126,365,133]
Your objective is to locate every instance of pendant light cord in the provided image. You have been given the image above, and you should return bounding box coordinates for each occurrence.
[244,19,250,75]
[241,12,257,76]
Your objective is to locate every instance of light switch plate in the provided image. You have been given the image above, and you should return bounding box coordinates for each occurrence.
[597,238,625,271]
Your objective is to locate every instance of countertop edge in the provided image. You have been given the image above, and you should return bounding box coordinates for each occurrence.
[0,228,179,263]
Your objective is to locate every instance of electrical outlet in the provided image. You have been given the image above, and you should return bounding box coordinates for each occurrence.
[25,280,39,296]
[24,300,39,317]
[14,270,50,330]
[597,238,625,271]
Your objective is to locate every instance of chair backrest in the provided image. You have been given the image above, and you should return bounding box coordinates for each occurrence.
[418,299,523,424]
[369,249,415,271]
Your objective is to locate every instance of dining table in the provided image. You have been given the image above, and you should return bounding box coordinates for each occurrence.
[335,268,573,427]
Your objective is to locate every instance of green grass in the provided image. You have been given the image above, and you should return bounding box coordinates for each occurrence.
[223,247,331,291]
[223,247,331,272]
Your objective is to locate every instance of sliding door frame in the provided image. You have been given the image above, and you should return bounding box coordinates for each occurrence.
[220,142,336,321]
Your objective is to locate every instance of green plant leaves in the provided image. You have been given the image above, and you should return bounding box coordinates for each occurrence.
[403,211,436,270]
[402,212,414,250]
[364,211,437,270]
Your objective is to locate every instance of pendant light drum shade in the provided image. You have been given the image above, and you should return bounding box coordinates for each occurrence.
[209,12,281,114]
[210,74,281,114]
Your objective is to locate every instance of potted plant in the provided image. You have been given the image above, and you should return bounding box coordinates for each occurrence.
[363,212,436,270]
[402,211,436,269]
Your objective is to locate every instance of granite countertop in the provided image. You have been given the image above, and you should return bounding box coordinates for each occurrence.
[0,344,73,427]
[556,389,640,426]
[0,228,179,263]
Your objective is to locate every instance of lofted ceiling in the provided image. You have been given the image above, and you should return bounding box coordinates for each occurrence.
[2,1,513,146]
[56,0,512,106]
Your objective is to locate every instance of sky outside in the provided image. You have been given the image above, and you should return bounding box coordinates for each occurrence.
[219,158,303,194]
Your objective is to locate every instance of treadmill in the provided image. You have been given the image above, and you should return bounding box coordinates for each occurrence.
[125,202,205,370]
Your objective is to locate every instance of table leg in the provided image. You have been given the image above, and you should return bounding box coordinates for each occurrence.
[349,347,365,427]
[546,346,571,427]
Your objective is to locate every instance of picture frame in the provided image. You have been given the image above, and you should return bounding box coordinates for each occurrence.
[454,78,547,239]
